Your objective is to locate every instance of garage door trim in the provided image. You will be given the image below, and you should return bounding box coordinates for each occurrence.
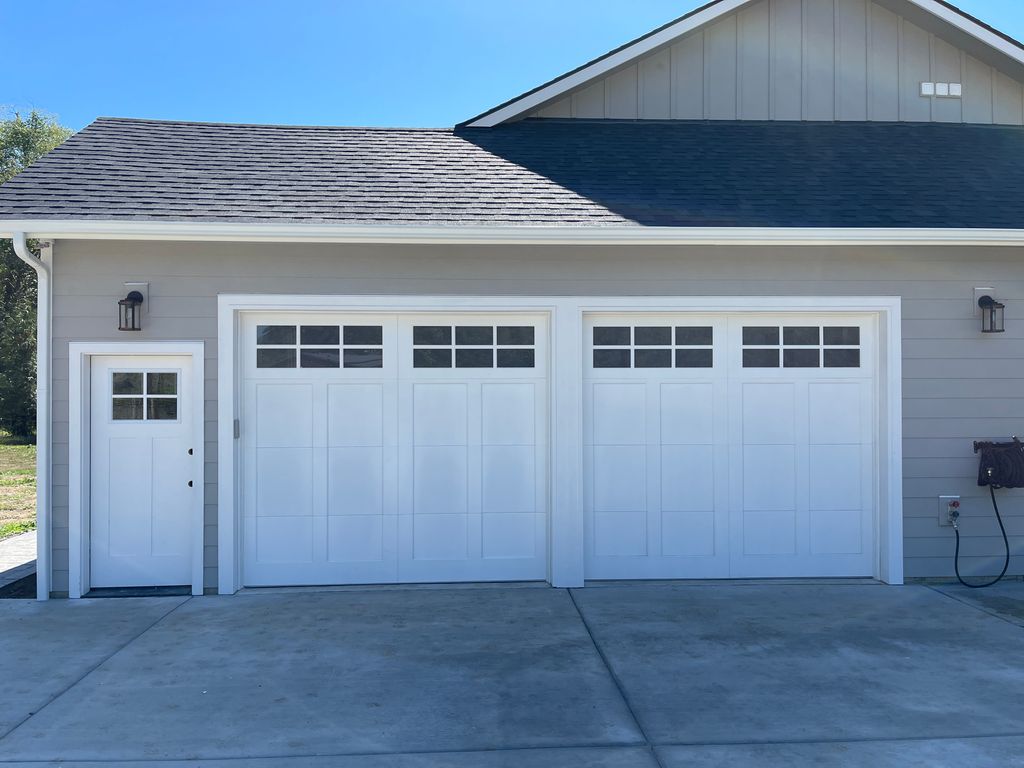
[217,295,903,593]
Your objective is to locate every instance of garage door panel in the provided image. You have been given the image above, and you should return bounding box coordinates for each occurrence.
[661,511,716,557]
[661,445,714,512]
[328,383,385,447]
[742,510,797,555]
[660,383,715,442]
[413,446,469,515]
[256,384,313,447]
[593,445,647,512]
[809,509,863,555]
[809,445,862,511]
[481,384,535,445]
[256,517,314,563]
[742,445,796,511]
[412,514,468,561]
[593,383,647,445]
[414,384,468,446]
[808,382,861,444]
[328,515,387,562]
[482,446,535,513]
[256,448,313,517]
[594,511,648,557]
[327,447,384,515]
[741,382,796,444]
[482,512,537,559]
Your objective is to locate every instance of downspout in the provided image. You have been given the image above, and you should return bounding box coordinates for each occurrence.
[12,233,50,600]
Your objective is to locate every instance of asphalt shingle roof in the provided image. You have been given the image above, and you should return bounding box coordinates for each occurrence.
[2,116,1024,228]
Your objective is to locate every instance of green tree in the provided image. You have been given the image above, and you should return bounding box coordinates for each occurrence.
[0,111,73,438]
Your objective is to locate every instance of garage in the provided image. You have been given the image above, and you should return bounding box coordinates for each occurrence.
[241,312,548,586]
[584,313,877,580]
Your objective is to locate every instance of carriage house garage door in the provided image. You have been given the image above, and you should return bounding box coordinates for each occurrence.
[584,313,877,580]
[242,313,548,586]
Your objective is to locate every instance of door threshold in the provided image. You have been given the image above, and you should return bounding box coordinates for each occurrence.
[85,585,191,598]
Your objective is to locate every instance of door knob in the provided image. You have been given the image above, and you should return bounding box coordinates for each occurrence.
[188,480,193,487]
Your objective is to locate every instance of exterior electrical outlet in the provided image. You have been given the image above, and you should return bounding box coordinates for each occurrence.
[939,496,961,526]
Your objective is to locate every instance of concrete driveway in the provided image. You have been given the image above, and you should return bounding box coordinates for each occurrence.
[1,582,1023,767]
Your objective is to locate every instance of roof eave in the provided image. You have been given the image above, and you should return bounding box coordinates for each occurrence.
[5,219,1024,246]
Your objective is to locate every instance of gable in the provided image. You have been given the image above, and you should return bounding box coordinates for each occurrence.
[471,0,1024,126]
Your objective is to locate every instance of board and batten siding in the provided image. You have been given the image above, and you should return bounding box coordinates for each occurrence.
[530,0,1024,125]
[47,240,1024,593]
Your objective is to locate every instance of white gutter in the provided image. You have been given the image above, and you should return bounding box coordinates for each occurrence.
[11,233,50,601]
[3,221,1024,246]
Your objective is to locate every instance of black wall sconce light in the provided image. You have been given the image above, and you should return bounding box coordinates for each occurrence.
[978,295,1005,334]
[118,290,144,331]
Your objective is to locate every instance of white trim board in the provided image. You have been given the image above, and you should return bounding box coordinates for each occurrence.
[463,0,1024,127]
[67,341,205,598]
[3,220,1024,245]
[216,294,903,593]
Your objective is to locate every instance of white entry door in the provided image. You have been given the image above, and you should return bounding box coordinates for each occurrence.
[242,313,548,586]
[90,356,195,588]
[584,313,876,580]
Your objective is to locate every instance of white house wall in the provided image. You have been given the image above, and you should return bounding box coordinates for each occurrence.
[529,0,1024,125]
[46,239,1024,593]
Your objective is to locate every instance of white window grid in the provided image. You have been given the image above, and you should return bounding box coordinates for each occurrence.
[591,325,714,368]
[413,325,536,368]
[256,324,384,368]
[110,370,179,421]
[741,325,861,368]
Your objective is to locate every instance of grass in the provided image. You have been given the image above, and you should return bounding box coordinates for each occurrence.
[0,433,35,541]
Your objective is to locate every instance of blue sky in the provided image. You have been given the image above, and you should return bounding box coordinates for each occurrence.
[3,0,1024,131]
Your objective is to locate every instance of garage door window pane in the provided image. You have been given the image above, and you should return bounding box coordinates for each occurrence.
[783,327,820,346]
[113,372,143,395]
[414,349,452,368]
[497,349,535,368]
[344,349,383,368]
[146,372,178,395]
[257,348,296,368]
[300,325,339,345]
[455,326,493,345]
[112,398,144,420]
[257,325,296,345]
[676,327,713,346]
[824,349,861,368]
[743,349,779,368]
[497,326,534,345]
[594,349,631,368]
[743,327,779,345]
[593,327,631,346]
[634,327,672,346]
[783,349,820,368]
[634,349,672,368]
[147,398,178,420]
[344,325,383,345]
[456,348,493,368]
[676,349,714,368]
[824,327,860,345]
[414,326,452,345]
[300,349,341,368]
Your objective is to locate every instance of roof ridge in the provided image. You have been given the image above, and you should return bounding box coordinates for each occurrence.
[91,117,455,133]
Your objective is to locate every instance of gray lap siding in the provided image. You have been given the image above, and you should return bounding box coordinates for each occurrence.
[46,239,1024,593]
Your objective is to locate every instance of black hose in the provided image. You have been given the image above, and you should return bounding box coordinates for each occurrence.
[954,485,1010,589]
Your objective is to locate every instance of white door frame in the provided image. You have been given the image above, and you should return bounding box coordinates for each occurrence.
[218,295,903,593]
[68,341,205,598]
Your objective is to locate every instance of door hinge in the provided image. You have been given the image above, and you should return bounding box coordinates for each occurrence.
[234,419,240,439]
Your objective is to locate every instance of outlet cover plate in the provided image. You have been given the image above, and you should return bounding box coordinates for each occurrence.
[939,495,960,526]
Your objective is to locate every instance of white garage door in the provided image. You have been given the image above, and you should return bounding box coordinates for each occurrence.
[242,313,547,586]
[584,313,876,579]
